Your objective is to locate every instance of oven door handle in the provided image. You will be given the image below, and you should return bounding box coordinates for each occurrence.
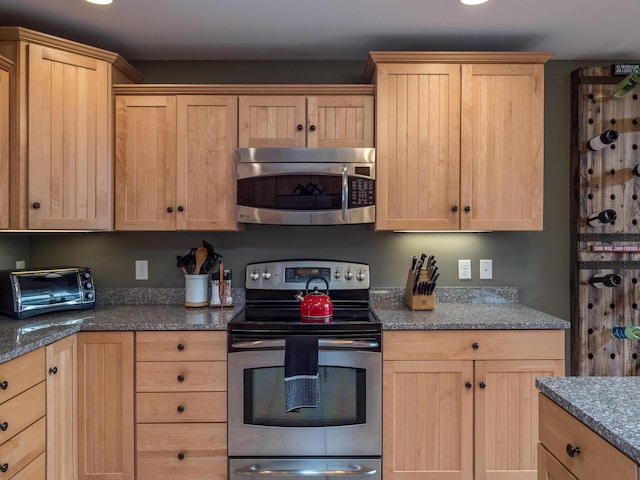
[234,464,377,477]
[231,339,379,350]
[341,164,348,222]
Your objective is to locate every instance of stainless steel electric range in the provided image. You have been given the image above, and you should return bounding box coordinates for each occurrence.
[227,259,381,480]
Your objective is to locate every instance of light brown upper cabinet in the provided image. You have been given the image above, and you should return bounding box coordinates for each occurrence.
[0,27,142,230]
[0,55,10,229]
[367,52,550,231]
[239,92,374,148]
[115,93,238,231]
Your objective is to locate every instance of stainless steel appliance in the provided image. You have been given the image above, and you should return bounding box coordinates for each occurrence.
[236,148,375,225]
[228,259,381,480]
[0,267,95,319]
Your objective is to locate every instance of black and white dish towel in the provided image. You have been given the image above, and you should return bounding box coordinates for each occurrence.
[284,336,320,412]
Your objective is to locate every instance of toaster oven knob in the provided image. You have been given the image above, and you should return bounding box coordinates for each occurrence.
[344,269,353,280]
[250,271,260,281]
[84,282,93,289]
[262,270,271,280]
[85,292,94,301]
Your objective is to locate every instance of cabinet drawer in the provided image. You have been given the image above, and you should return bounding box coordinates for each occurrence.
[383,329,564,360]
[137,392,226,423]
[0,382,45,445]
[0,417,45,478]
[10,452,45,480]
[537,444,577,480]
[539,394,637,480]
[137,423,226,480]
[136,361,226,392]
[0,349,45,404]
[137,331,226,361]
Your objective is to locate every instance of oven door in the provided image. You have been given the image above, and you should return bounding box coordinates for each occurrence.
[227,338,381,457]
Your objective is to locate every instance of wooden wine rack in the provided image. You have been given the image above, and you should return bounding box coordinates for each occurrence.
[571,66,640,375]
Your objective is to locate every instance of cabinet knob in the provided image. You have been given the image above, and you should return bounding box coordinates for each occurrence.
[32,202,40,209]
[0,463,8,473]
[566,444,581,457]
[464,205,471,212]
[177,452,185,460]
[177,206,184,212]
[0,381,7,390]
[167,207,174,213]
[49,367,58,375]
[472,342,479,350]
[177,374,185,382]
[465,381,472,389]
[0,422,7,431]
[309,125,316,131]
[479,381,486,389]
[177,343,185,351]
[297,124,304,131]
[177,405,185,413]
[452,205,459,212]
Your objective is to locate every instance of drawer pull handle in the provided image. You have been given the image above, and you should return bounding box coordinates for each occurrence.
[0,422,7,431]
[0,381,7,390]
[0,463,8,473]
[177,374,185,382]
[479,381,487,389]
[177,343,185,351]
[472,342,479,350]
[177,452,185,460]
[566,444,581,457]
[49,367,58,375]
[465,381,472,389]
[177,405,185,413]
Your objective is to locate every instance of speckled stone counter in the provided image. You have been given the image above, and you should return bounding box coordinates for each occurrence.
[0,286,568,365]
[536,376,640,464]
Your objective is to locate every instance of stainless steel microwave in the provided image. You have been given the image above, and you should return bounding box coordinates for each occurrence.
[236,148,375,225]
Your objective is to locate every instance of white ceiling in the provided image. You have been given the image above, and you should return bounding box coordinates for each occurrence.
[1,0,639,62]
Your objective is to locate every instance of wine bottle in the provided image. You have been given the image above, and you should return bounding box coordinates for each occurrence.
[611,326,640,339]
[611,69,640,98]
[587,209,617,226]
[588,129,619,150]
[589,273,623,288]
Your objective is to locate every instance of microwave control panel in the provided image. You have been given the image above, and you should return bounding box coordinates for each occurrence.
[349,178,375,207]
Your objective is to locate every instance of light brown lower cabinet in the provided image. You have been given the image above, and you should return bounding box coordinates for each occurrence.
[383,330,565,480]
[77,332,135,480]
[537,394,638,480]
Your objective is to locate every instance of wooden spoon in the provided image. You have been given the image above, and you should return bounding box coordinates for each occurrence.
[194,247,208,275]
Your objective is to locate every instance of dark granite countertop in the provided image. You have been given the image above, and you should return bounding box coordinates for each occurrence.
[0,286,568,365]
[536,376,640,464]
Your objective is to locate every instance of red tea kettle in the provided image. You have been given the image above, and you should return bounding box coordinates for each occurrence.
[296,277,333,323]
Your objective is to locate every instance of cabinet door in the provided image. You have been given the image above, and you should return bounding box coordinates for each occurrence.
[375,63,461,230]
[0,63,8,229]
[383,360,473,480]
[27,44,111,230]
[475,360,565,480]
[46,335,77,480]
[238,96,306,147]
[461,64,544,231]
[309,95,374,148]
[77,332,134,480]
[115,95,177,230]
[176,96,238,230]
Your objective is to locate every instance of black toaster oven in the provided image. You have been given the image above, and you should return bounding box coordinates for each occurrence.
[0,267,95,319]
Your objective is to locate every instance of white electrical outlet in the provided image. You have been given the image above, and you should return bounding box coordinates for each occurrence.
[16,260,25,269]
[458,259,472,280]
[135,260,149,280]
[480,259,493,280]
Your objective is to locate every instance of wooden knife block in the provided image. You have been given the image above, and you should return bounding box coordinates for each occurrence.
[403,269,435,311]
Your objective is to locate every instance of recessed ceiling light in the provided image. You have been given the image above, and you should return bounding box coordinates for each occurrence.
[461,0,488,5]
[86,0,113,5]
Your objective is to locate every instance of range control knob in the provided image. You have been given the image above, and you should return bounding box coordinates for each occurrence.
[344,269,354,281]
[262,270,272,280]
[334,270,341,279]
[356,270,366,282]
[250,271,260,281]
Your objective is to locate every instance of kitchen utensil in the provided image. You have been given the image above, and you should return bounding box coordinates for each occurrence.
[194,247,208,275]
[296,277,333,323]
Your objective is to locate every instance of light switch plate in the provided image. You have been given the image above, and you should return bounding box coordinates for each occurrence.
[479,259,493,280]
[458,259,472,280]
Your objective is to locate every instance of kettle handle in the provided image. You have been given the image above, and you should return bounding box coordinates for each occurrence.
[305,276,330,294]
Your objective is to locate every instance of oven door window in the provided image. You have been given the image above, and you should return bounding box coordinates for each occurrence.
[244,365,366,427]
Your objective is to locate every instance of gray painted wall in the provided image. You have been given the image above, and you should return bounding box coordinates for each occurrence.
[4,59,606,322]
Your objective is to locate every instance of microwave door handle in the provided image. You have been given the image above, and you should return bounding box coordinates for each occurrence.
[231,339,379,350]
[234,464,378,477]
[341,165,348,222]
